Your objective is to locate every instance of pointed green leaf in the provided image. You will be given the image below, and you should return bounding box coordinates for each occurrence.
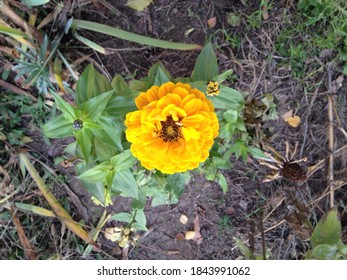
[213,69,233,83]
[80,89,114,120]
[76,64,112,105]
[93,116,123,152]
[0,25,28,38]
[234,237,253,259]
[110,150,136,172]
[212,86,245,110]
[192,42,218,81]
[129,80,149,91]
[112,169,138,198]
[74,129,92,163]
[217,172,228,193]
[78,161,112,183]
[133,209,147,231]
[111,212,133,223]
[51,92,78,122]
[111,75,132,96]
[76,162,106,203]
[105,96,137,117]
[43,114,73,138]
[132,189,147,210]
[106,170,116,188]
[311,208,342,247]
[72,20,201,50]
[94,136,118,162]
[154,67,171,86]
[74,32,107,54]
[248,147,268,160]
[165,173,186,198]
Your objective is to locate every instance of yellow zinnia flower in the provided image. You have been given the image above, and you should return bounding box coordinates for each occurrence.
[125,82,219,174]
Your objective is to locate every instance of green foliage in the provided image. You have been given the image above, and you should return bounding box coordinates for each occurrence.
[306,208,347,260]
[276,0,347,76]
[43,42,274,232]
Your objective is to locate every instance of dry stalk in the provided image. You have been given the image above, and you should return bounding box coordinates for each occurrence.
[327,63,335,208]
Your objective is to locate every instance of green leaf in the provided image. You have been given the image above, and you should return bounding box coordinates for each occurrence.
[132,189,147,210]
[217,172,228,193]
[110,150,136,172]
[93,117,123,152]
[126,0,153,11]
[192,42,218,81]
[312,244,338,260]
[75,64,112,105]
[78,161,112,183]
[105,96,137,117]
[248,147,268,160]
[74,129,92,163]
[51,91,78,122]
[154,67,171,86]
[0,25,28,38]
[133,209,148,231]
[112,170,138,198]
[23,0,49,6]
[311,208,342,247]
[234,237,253,259]
[129,80,148,91]
[80,89,114,120]
[73,32,107,54]
[223,110,238,123]
[43,114,73,138]
[165,173,186,198]
[111,75,132,96]
[106,170,116,188]
[76,163,106,203]
[212,86,245,111]
[72,20,201,50]
[94,137,118,162]
[111,212,133,223]
[213,69,233,83]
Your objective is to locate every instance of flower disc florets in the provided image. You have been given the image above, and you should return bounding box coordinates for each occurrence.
[125,82,219,174]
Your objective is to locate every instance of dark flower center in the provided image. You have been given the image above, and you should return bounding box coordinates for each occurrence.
[159,116,182,142]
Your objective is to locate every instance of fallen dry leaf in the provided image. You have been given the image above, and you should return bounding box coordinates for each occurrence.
[286,116,301,128]
[175,232,185,241]
[207,17,216,28]
[261,5,269,20]
[179,214,188,224]
[194,214,203,245]
[282,109,293,120]
[185,231,195,240]
[282,109,301,128]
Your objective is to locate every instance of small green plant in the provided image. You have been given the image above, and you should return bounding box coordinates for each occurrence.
[306,208,347,260]
[42,42,271,248]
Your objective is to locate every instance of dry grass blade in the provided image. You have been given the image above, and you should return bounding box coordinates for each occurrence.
[0,2,43,43]
[10,208,37,260]
[18,153,96,246]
